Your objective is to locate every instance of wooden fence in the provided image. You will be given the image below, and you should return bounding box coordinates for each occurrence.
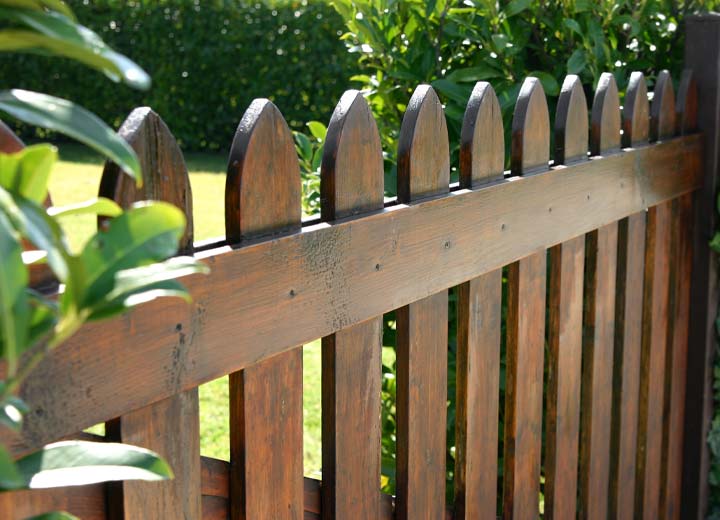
[1,13,720,520]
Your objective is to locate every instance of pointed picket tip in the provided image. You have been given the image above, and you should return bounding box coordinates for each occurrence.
[590,73,621,155]
[397,84,450,203]
[321,90,384,220]
[622,72,650,148]
[554,75,588,165]
[511,77,550,176]
[0,119,24,153]
[676,70,698,135]
[650,70,677,142]
[99,106,194,252]
[225,99,301,242]
[460,82,504,188]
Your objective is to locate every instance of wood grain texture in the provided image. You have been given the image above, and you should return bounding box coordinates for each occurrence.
[609,69,650,520]
[503,77,548,520]
[100,108,201,520]
[395,84,449,520]
[320,91,383,519]
[99,107,193,252]
[0,484,106,520]
[554,74,589,164]
[225,100,304,520]
[5,134,702,457]
[454,81,504,519]
[544,74,587,520]
[460,81,504,187]
[660,70,697,520]
[579,72,620,520]
[637,70,676,519]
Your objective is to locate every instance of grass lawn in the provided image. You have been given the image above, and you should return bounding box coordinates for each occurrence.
[50,143,324,475]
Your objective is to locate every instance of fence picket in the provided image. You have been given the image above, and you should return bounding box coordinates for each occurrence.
[609,71,649,520]
[395,85,449,520]
[636,70,676,519]
[503,77,548,520]
[545,75,586,520]
[454,82,504,519]
[320,91,384,519]
[225,100,304,519]
[102,108,201,520]
[660,69,697,520]
[579,73,620,520]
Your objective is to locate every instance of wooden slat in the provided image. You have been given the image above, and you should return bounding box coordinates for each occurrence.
[660,70,697,520]
[579,72,620,520]
[6,132,703,456]
[395,85,449,520]
[225,100,304,519]
[609,71,649,520]
[544,74,586,520]
[102,108,201,520]
[454,82,504,519]
[503,76,548,520]
[636,70,676,519]
[0,485,106,520]
[0,119,24,153]
[320,91,384,519]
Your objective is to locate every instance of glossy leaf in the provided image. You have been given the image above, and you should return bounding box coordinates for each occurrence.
[0,144,56,203]
[15,440,173,488]
[0,395,26,431]
[0,444,23,490]
[0,210,28,373]
[306,120,327,142]
[25,512,81,520]
[0,90,141,183]
[48,197,122,219]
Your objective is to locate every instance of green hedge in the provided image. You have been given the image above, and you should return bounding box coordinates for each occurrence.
[0,0,356,151]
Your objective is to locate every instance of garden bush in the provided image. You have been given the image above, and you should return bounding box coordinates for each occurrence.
[0,0,356,151]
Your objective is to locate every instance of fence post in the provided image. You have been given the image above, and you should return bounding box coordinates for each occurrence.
[682,14,720,520]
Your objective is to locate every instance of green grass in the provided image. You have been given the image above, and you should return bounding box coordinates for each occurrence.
[51,143,324,475]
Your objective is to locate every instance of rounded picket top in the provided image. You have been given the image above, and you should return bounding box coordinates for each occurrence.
[622,72,650,148]
[590,72,621,155]
[650,70,677,142]
[0,119,24,153]
[676,69,698,135]
[554,75,588,165]
[511,77,550,175]
[321,90,384,220]
[397,84,450,203]
[99,107,194,253]
[225,99,301,242]
[460,81,504,188]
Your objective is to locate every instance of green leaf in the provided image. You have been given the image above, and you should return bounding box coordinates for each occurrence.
[529,71,560,96]
[0,144,56,203]
[48,197,122,219]
[563,18,583,38]
[503,0,531,17]
[567,49,587,74]
[27,289,57,346]
[445,65,503,83]
[0,8,149,90]
[293,132,312,163]
[0,90,141,183]
[25,512,80,520]
[0,210,29,374]
[430,79,472,105]
[0,0,75,20]
[0,444,24,490]
[0,395,27,432]
[74,202,187,312]
[15,440,173,488]
[306,121,327,142]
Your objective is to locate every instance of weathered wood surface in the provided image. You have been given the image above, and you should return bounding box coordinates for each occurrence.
[225,99,304,520]
[395,85,449,520]
[454,82,504,519]
[503,77,548,520]
[320,91,384,519]
[544,74,586,520]
[101,108,201,520]
[0,485,106,520]
[609,70,649,520]
[660,70,697,520]
[636,70,676,519]
[579,72,620,520]
[4,131,703,455]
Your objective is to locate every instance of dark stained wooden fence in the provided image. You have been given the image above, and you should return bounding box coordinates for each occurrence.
[1,15,720,520]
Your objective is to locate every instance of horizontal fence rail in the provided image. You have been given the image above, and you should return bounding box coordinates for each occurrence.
[0,54,708,520]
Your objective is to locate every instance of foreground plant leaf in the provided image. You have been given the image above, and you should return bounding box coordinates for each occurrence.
[0,144,56,204]
[25,512,81,520]
[0,445,23,490]
[0,210,28,373]
[15,440,173,488]
[0,90,141,183]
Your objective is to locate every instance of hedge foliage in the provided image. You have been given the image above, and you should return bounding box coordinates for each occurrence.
[0,0,357,151]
